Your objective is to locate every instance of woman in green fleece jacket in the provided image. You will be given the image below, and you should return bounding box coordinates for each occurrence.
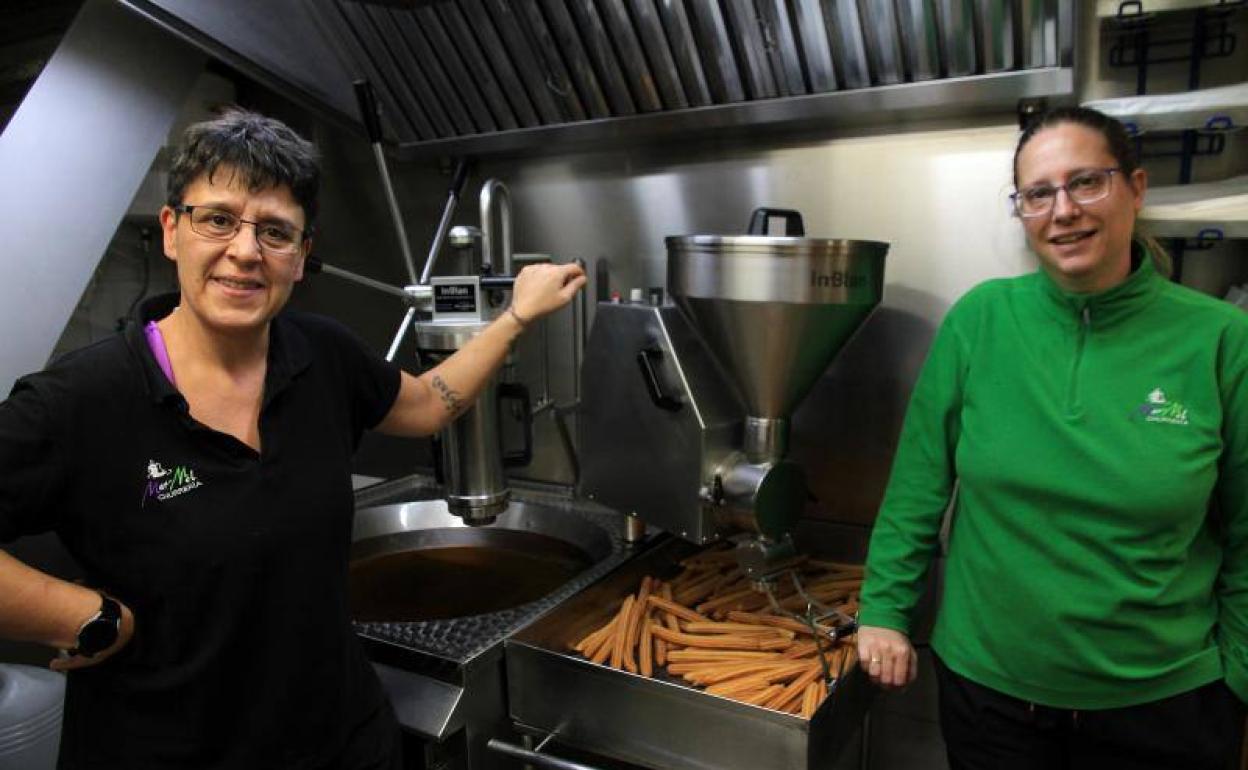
[858,106,1248,769]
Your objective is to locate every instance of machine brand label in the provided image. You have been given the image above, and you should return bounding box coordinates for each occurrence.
[434,283,478,313]
[810,270,866,289]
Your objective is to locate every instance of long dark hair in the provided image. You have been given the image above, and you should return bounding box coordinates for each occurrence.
[1013,106,1170,276]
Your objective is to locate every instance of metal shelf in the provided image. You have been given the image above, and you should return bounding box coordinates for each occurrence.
[1083,82,1248,132]
[1140,175,1248,239]
[1098,0,1246,18]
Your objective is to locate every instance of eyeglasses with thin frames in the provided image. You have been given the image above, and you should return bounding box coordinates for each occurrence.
[1010,167,1121,218]
[173,204,308,258]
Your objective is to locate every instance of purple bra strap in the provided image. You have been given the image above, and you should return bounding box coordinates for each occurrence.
[144,320,176,385]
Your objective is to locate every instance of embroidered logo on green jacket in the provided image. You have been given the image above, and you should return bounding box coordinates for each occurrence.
[1137,388,1190,426]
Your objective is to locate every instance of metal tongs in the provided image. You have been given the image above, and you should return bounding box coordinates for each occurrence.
[759,570,858,685]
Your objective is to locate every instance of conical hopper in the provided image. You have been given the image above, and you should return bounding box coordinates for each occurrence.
[666,235,888,420]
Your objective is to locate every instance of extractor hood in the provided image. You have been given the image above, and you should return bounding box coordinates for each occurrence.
[116,0,1075,159]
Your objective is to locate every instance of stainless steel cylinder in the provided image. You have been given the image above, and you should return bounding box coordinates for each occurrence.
[744,416,787,463]
[416,318,512,525]
[441,374,510,525]
[714,457,806,541]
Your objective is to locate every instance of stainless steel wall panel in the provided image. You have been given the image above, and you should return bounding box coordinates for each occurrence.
[560,0,638,115]
[936,0,977,76]
[792,0,839,93]
[470,0,564,124]
[722,0,780,99]
[823,0,871,89]
[595,0,664,112]
[455,0,545,127]
[757,0,809,95]
[653,0,713,107]
[0,0,203,395]
[535,0,612,119]
[684,0,747,103]
[338,2,452,138]
[974,0,1015,72]
[895,0,941,81]
[1018,0,1058,68]
[626,0,690,109]
[427,5,520,131]
[858,0,905,85]
[404,9,499,133]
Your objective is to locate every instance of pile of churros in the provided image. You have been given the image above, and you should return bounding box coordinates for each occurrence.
[568,543,863,719]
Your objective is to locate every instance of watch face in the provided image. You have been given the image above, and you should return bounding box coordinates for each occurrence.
[77,617,119,657]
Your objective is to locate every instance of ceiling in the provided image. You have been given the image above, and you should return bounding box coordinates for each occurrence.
[0,0,85,133]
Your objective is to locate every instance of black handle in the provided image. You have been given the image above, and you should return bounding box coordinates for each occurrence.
[304,255,323,274]
[498,382,533,467]
[430,432,445,486]
[747,207,805,236]
[479,276,516,290]
[449,159,470,196]
[636,349,682,412]
[353,79,384,144]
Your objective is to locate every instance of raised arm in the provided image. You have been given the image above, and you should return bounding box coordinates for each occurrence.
[376,262,586,437]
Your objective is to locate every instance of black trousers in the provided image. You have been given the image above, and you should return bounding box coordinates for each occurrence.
[934,654,1245,770]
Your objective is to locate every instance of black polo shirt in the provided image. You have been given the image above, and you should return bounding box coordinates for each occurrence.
[0,294,402,769]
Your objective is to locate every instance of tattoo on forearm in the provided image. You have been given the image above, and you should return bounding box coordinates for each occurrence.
[431,374,465,414]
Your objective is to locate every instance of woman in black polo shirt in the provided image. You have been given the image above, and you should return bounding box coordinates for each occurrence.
[0,109,585,769]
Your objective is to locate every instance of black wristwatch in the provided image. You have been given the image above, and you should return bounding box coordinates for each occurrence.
[70,594,122,658]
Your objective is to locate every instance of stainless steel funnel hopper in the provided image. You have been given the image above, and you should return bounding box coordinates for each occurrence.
[666,234,888,461]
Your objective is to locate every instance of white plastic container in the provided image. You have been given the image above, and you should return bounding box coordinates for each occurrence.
[0,664,64,770]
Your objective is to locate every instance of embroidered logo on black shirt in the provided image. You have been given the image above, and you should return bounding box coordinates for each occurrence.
[142,458,204,505]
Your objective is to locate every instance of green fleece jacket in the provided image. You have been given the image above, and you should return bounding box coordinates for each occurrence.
[860,254,1248,709]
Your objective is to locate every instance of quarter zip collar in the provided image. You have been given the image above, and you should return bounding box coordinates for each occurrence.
[1035,242,1163,328]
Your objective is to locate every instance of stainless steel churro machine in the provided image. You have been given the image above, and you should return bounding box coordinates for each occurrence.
[501,209,889,770]
[580,209,888,572]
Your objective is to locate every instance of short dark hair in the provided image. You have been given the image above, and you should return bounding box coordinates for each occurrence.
[166,108,321,228]
[1013,105,1139,187]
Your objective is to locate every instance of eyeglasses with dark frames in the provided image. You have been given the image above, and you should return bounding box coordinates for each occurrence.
[1010,168,1121,218]
[173,204,308,257]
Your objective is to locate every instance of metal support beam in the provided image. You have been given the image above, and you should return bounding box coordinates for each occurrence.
[0,0,203,393]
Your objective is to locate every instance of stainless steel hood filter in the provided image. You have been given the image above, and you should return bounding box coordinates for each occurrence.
[315,0,1064,144]
[122,0,1070,155]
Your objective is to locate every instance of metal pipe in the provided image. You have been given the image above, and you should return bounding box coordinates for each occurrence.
[486,739,605,770]
[418,160,471,285]
[353,80,419,284]
[572,257,586,404]
[371,144,419,285]
[479,178,513,275]
[386,307,417,362]
[539,302,551,407]
[310,259,411,302]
